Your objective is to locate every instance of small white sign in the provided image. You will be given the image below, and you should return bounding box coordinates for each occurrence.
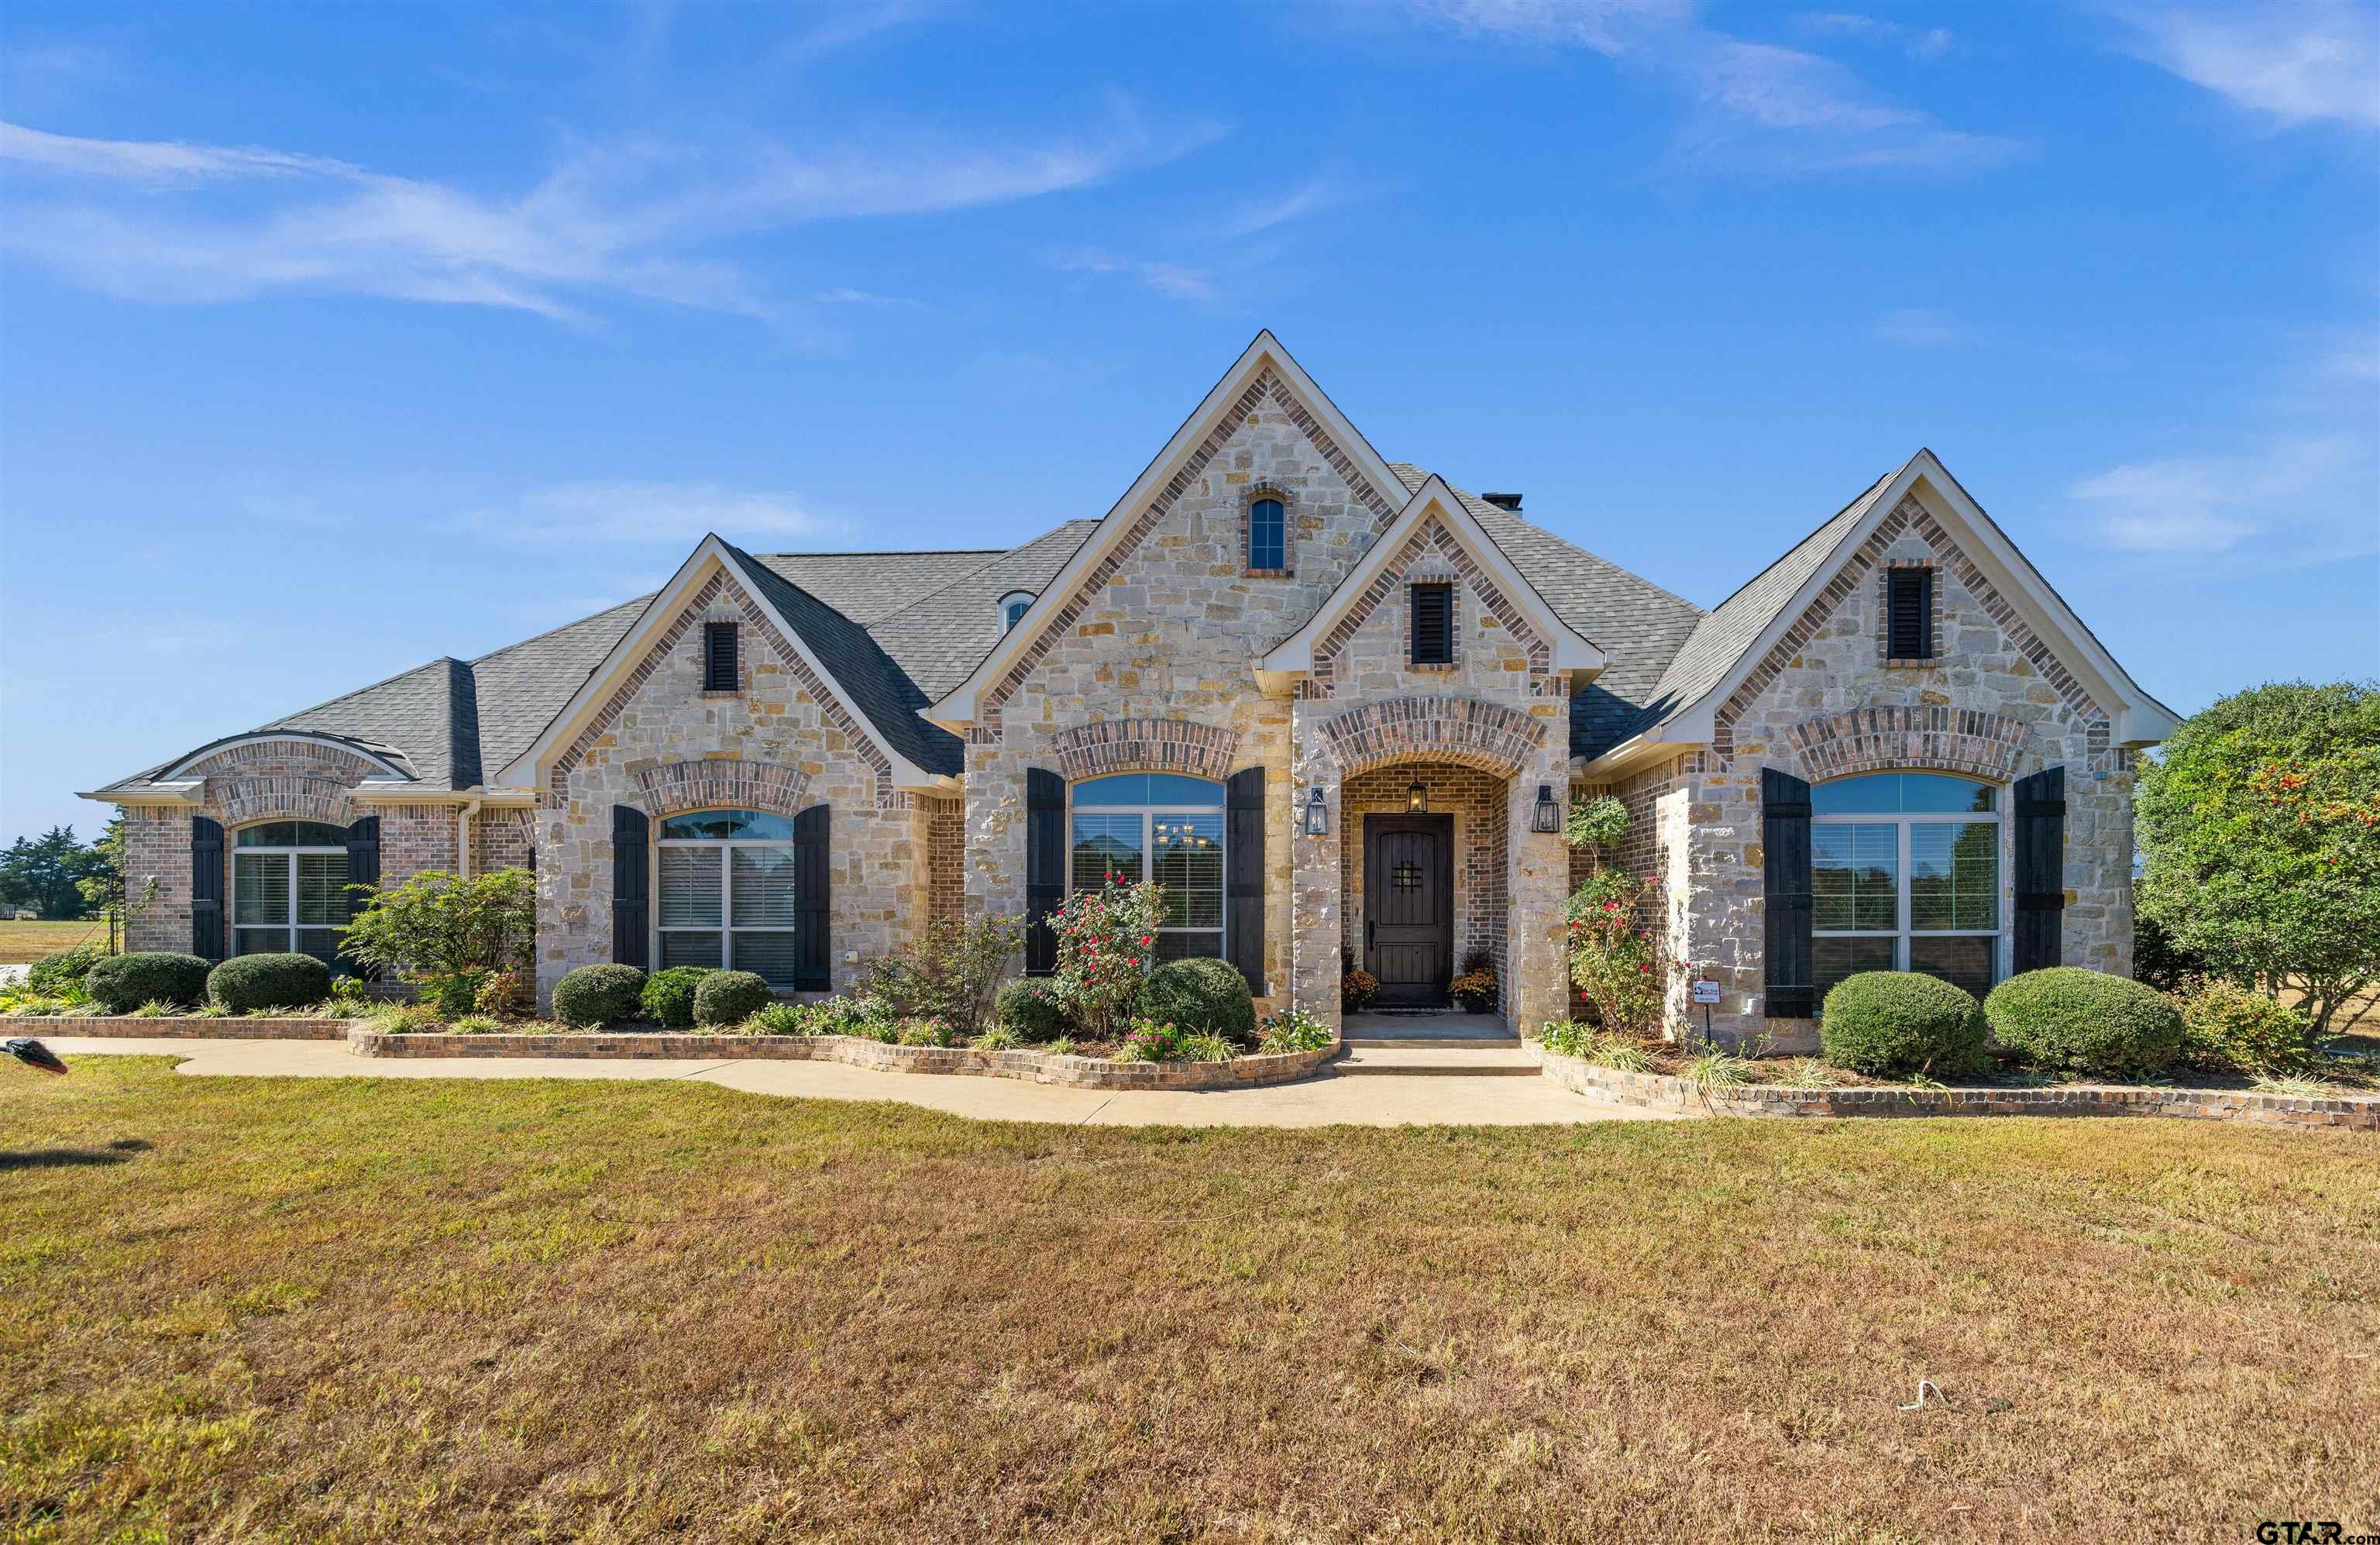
[1690,979,1721,1006]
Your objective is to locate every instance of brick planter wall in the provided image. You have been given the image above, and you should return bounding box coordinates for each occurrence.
[347,1027,1340,1090]
[1529,1041,2378,1131]
[16,1016,354,1041]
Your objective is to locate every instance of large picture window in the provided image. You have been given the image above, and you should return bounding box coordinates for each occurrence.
[1812,772,2002,1004]
[1069,773,1225,961]
[656,808,801,987]
[232,821,349,963]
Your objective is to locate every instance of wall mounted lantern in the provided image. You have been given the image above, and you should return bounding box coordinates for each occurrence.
[1406,779,1428,813]
[1303,787,1329,836]
[1532,783,1563,834]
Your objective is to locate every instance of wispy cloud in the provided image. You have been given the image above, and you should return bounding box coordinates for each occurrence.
[1873,308,1976,347]
[1794,12,1954,60]
[2071,435,2375,559]
[2117,2,2380,130]
[459,481,853,545]
[1407,0,2019,173]
[1051,248,1217,301]
[0,103,1226,322]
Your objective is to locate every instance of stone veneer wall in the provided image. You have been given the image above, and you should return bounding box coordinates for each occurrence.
[1339,763,1508,988]
[534,563,929,1003]
[1675,496,2135,1051]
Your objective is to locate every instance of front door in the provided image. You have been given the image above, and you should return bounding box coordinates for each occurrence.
[1364,814,1453,1008]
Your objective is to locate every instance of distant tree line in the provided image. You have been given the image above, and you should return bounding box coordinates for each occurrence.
[0,821,122,920]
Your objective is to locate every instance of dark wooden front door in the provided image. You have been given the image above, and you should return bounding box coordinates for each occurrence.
[1364,814,1453,1008]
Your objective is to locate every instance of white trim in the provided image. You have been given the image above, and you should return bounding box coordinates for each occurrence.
[160,732,414,783]
[490,539,944,793]
[78,782,204,807]
[228,828,350,961]
[1811,775,2007,997]
[928,330,1406,729]
[998,591,1036,634]
[654,821,802,979]
[1257,475,1606,691]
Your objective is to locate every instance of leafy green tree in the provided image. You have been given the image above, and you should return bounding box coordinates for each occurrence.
[2135,681,2379,1037]
[339,868,537,1003]
[0,824,107,920]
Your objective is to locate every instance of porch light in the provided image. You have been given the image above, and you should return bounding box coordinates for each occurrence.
[1406,779,1427,813]
[1532,784,1563,834]
[1303,787,1329,835]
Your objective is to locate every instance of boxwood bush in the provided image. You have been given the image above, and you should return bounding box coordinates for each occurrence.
[2178,979,2318,1075]
[1818,971,1990,1079]
[996,979,1070,1042]
[693,969,773,1027]
[641,965,716,1029]
[1132,956,1256,1043]
[552,963,645,1028]
[208,953,332,1013]
[1984,967,2185,1077]
[84,951,212,1014]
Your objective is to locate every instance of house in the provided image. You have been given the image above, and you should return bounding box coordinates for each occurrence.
[83,332,2179,1045]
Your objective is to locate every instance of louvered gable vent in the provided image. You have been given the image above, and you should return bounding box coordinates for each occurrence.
[1410,583,1453,666]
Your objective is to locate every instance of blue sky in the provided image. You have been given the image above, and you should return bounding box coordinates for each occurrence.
[2,0,2375,842]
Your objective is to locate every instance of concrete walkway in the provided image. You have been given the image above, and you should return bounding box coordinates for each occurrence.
[35,1036,1682,1128]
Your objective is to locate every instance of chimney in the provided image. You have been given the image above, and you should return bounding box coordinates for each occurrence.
[1481,491,1522,511]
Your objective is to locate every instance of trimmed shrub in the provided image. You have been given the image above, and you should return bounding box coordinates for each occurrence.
[1133,956,1256,1043]
[1819,971,1990,1079]
[641,965,716,1029]
[693,970,772,1027]
[29,941,110,1000]
[552,964,645,1028]
[996,979,1070,1042]
[1984,967,2185,1077]
[208,953,332,1013]
[84,951,210,1013]
[2179,979,2317,1075]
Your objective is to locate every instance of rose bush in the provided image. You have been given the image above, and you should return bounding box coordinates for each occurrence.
[1048,875,1165,1041]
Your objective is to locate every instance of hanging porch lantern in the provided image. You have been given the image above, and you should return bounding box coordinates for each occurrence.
[1532,783,1563,834]
[1303,786,1330,835]
[1406,778,1427,813]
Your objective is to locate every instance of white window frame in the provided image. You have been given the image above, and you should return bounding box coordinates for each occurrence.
[654,814,800,978]
[231,825,349,958]
[1811,777,2006,997]
[999,591,1035,632]
[1066,779,1227,955]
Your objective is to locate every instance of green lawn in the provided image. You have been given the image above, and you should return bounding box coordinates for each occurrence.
[4,1058,2374,1542]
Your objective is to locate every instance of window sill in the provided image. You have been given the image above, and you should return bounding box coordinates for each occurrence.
[1408,660,1460,673]
[1243,568,1295,580]
[1882,659,1937,669]
[699,689,741,699]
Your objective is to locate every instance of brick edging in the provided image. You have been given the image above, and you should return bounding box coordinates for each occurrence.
[1528,1042,2379,1130]
[346,1027,1340,1090]
[13,1015,355,1041]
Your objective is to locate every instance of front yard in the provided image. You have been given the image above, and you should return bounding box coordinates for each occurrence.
[5,1058,2374,1540]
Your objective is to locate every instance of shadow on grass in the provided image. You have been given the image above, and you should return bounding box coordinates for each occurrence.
[0,1137,151,1171]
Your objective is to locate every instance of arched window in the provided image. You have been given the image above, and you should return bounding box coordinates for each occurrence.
[232,821,350,962]
[1247,497,1287,573]
[1069,773,1226,960]
[656,808,801,986]
[999,592,1034,632]
[1811,772,2001,1004]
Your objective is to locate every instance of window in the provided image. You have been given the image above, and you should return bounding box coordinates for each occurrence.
[1811,772,2001,1005]
[1247,497,1287,573]
[1068,772,1225,961]
[999,591,1035,632]
[656,808,800,987]
[703,622,738,691]
[232,821,349,963]
[1410,583,1453,665]
[1886,569,1932,661]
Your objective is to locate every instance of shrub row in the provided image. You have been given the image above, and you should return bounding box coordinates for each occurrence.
[57,948,334,1015]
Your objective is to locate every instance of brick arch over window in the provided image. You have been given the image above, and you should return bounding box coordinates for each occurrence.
[631,758,813,819]
[1779,707,2031,784]
[1051,718,1240,783]
[1315,694,1546,778]
[213,779,356,826]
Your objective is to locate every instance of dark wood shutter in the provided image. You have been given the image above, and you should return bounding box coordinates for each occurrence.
[342,817,380,976]
[2013,766,2065,975]
[1024,768,1064,976]
[1762,768,1814,1017]
[1410,583,1453,665]
[793,804,831,990]
[703,622,738,691]
[191,816,225,963]
[1226,766,1265,993]
[611,804,649,970]
[1888,570,1931,659]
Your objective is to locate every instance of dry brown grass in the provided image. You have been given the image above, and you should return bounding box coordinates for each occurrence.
[0,920,108,965]
[4,1057,2375,1542]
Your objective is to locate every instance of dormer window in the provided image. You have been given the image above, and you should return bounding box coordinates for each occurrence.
[999,592,1035,632]
[1246,496,1288,575]
[703,622,738,691]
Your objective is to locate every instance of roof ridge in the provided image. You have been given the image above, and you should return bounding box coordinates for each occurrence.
[263,654,466,731]
[1693,465,1899,620]
[755,546,1009,559]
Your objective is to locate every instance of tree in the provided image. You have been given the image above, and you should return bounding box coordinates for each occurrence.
[339,868,537,1009]
[0,824,107,920]
[2135,680,2379,1037]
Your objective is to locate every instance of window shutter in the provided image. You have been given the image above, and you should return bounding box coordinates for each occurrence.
[191,816,225,962]
[1762,768,1814,1017]
[1410,583,1453,665]
[1024,768,1064,976]
[1226,766,1265,993]
[342,817,381,976]
[703,621,738,692]
[1888,571,1931,660]
[612,804,649,970]
[2013,766,2065,974]
[793,804,831,990]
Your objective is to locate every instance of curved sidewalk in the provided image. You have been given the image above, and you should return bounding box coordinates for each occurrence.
[35,1037,1682,1128]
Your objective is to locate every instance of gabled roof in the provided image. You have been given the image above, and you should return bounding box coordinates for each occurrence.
[864,520,1101,700]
